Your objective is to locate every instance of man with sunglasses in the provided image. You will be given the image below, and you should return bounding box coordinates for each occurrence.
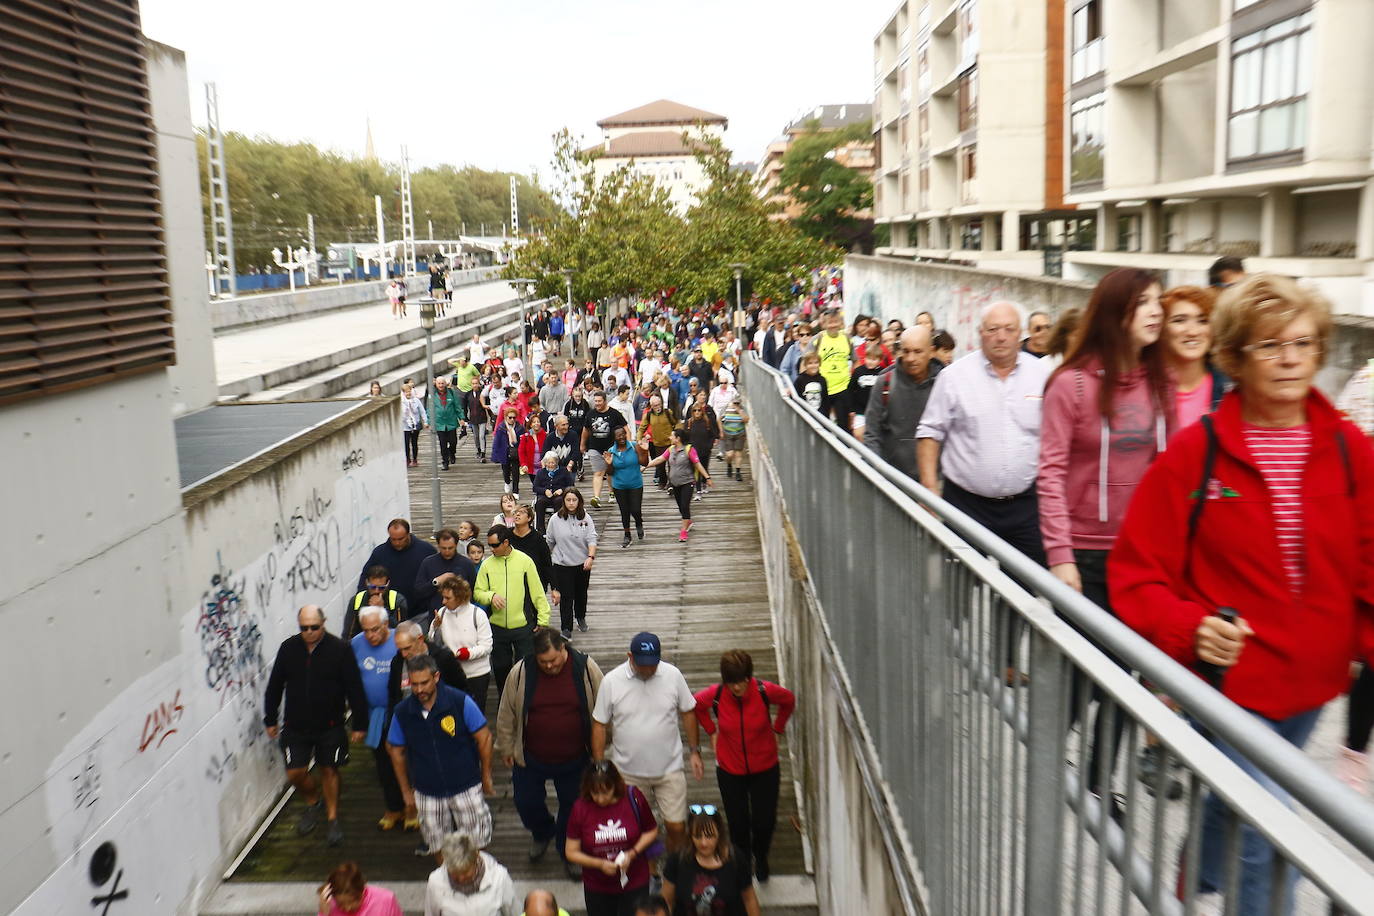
[263,605,369,847]
[342,564,410,640]
[1022,310,1053,357]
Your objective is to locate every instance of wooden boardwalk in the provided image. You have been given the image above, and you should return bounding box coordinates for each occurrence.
[233,423,810,888]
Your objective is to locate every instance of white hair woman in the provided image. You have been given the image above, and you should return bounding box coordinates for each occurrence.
[424,831,517,916]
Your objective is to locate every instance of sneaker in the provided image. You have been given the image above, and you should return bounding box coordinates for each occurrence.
[529,835,552,862]
[326,819,344,847]
[1337,747,1370,795]
[679,531,688,542]
[296,800,322,836]
[576,619,589,632]
[503,483,512,494]
[621,533,632,548]
[560,628,573,640]
[591,496,601,509]
[693,493,702,502]
[636,525,645,540]
[413,842,432,857]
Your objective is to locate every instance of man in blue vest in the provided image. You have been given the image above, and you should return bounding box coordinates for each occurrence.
[387,653,494,861]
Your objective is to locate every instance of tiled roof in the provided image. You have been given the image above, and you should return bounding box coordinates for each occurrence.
[584,130,709,159]
[597,99,728,128]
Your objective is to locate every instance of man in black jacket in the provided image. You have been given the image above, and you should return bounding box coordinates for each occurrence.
[413,528,479,624]
[263,605,368,847]
[356,519,436,611]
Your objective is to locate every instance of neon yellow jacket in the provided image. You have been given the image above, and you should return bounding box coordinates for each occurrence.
[472,548,551,629]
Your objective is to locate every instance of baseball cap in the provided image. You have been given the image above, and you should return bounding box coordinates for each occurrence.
[630,632,661,665]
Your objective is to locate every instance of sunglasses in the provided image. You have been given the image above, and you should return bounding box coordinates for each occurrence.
[365,584,387,590]
[591,760,612,774]
[299,624,322,632]
[689,804,718,816]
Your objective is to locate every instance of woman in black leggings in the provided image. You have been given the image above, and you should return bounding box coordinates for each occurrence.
[646,428,713,543]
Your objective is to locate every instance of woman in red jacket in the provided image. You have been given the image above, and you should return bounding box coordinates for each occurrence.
[517,423,547,494]
[692,649,796,883]
[1110,274,1374,914]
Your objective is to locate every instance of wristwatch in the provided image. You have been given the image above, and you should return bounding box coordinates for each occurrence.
[689,745,701,754]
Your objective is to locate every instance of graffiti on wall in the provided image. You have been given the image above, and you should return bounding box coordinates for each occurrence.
[136,689,185,754]
[196,557,262,701]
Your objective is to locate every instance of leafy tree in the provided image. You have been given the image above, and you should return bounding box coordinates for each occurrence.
[777,119,875,252]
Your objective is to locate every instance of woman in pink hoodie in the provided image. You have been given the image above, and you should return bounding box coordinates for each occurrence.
[1037,266,1168,793]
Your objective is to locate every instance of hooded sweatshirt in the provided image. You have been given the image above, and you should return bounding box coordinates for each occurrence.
[1038,360,1170,567]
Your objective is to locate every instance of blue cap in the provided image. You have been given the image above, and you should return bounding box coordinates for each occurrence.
[630,632,661,665]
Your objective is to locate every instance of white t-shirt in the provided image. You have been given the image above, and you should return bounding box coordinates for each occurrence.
[638,358,663,385]
[709,384,736,416]
[592,660,696,778]
[468,339,487,363]
[504,356,525,378]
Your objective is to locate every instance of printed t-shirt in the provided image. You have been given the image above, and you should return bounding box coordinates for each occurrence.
[351,632,397,710]
[566,788,656,894]
[663,847,752,916]
[815,332,852,394]
[585,408,627,452]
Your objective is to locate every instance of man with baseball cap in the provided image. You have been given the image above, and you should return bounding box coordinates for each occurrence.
[590,631,702,856]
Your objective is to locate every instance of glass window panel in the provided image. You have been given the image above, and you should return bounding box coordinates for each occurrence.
[1233,49,1260,111]
[1073,7,1087,48]
[1295,31,1311,96]
[1261,43,1280,104]
[1259,103,1294,153]
[1229,111,1258,158]
[1275,35,1297,100]
[1234,32,1261,52]
[1290,98,1307,150]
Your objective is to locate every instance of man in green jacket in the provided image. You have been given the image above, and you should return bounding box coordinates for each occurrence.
[474,524,551,701]
[432,376,463,470]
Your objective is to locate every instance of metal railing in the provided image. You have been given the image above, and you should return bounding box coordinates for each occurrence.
[741,354,1374,915]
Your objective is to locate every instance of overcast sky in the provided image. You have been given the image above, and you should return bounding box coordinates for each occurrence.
[139,0,894,177]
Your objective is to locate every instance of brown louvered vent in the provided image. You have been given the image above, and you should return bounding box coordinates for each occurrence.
[0,0,173,406]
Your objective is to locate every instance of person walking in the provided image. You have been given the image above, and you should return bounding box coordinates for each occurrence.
[546,489,597,638]
[644,429,713,542]
[432,377,462,471]
[1111,274,1374,914]
[350,607,406,832]
[591,633,703,858]
[263,605,368,847]
[496,630,606,880]
[1160,285,1228,432]
[519,422,548,495]
[692,650,795,884]
[582,390,628,509]
[637,396,676,490]
[717,396,749,482]
[387,655,495,860]
[863,326,941,479]
[357,519,437,613]
[815,308,854,428]
[315,862,402,916]
[684,403,717,500]
[661,807,760,916]
[413,529,479,627]
[473,524,551,701]
[492,406,526,496]
[565,760,659,916]
[401,381,428,468]
[586,322,605,370]
[423,831,519,915]
[431,576,495,716]
[604,426,647,548]
[510,505,554,597]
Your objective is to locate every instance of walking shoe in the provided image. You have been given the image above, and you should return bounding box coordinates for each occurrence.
[1337,747,1370,795]
[755,856,770,883]
[636,524,645,540]
[590,496,601,509]
[326,819,344,847]
[679,530,689,542]
[296,800,323,835]
[458,426,468,439]
[693,493,702,502]
[413,842,432,857]
[377,811,404,831]
[621,533,632,548]
[560,628,573,640]
[529,835,552,862]
[503,483,512,494]
[576,619,589,632]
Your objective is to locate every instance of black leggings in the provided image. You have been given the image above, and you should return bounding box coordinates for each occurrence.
[502,457,521,494]
[672,484,693,520]
[695,452,712,491]
[612,486,643,532]
[403,429,420,462]
[1348,663,1374,751]
[553,563,590,631]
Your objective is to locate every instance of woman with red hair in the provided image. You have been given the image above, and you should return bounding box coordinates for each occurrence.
[1160,285,1229,433]
[316,862,400,916]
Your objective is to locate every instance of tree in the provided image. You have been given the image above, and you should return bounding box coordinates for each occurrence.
[777,119,876,252]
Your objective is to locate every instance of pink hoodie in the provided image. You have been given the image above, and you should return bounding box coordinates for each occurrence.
[1037,361,1170,567]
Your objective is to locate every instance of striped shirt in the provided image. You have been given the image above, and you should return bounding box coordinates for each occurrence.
[1243,423,1311,593]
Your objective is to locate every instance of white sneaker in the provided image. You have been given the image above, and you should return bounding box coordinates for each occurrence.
[1337,747,1370,795]
[503,483,512,494]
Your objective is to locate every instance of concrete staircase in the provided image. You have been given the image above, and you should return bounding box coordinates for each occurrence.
[217,299,521,402]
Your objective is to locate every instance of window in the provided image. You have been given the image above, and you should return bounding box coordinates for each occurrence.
[1071,1,1104,83]
[900,171,910,210]
[958,1,979,69]
[917,43,932,97]
[919,164,930,210]
[957,68,979,132]
[1070,92,1105,186]
[918,104,930,150]
[898,63,910,102]
[959,144,978,204]
[961,217,983,250]
[1228,12,1312,160]
[900,115,910,151]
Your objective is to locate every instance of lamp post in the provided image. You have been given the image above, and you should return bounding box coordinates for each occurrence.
[509,279,536,374]
[729,262,747,336]
[560,268,575,354]
[418,296,443,530]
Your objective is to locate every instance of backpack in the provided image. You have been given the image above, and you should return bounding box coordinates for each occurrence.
[625,785,668,860]
[711,681,772,720]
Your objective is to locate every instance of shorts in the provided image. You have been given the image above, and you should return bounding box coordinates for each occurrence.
[622,768,688,824]
[721,433,746,452]
[415,784,492,853]
[585,448,606,470]
[280,725,348,770]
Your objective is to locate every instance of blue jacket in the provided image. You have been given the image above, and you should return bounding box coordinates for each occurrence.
[549,314,564,336]
[491,421,525,466]
[779,342,802,381]
[608,442,645,490]
[388,683,485,797]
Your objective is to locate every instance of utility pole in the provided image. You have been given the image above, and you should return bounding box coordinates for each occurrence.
[375,194,387,278]
[205,82,236,297]
[509,175,519,236]
[400,145,417,278]
[306,213,317,283]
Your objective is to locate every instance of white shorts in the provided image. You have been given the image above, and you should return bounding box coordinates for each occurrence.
[622,768,688,824]
[415,784,492,853]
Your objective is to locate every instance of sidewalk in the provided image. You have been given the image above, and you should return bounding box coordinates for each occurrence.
[214,282,519,387]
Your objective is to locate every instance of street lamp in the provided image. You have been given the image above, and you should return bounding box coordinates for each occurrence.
[508,279,537,374]
[560,268,575,354]
[418,296,443,530]
[729,263,747,335]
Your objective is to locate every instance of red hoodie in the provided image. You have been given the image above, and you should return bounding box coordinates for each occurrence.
[693,679,796,775]
[1109,389,1374,719]
[1038,361,1170,566]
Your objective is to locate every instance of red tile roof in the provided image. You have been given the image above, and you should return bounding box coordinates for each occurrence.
[597,99,728,128]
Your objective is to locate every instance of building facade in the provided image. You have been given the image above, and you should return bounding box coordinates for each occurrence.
[756,104,876,220]
[1062,0,1374,313]
[872,0,1073,275]
[587,99,729,211]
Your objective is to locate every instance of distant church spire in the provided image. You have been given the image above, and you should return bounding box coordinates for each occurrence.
[364,118,377,162]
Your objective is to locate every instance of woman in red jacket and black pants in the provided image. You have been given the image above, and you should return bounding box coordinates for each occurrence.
[1110,274,1374,915]
[693,649,796,883]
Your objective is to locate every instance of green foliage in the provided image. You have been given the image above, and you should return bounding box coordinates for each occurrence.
[777,119,875,250]
[504,130,837,308]
[196,133,559,270]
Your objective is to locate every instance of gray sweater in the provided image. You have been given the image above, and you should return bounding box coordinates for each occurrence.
[545,512,599,566]
[862,359,944,480]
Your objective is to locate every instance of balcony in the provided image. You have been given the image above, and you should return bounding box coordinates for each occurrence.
[1114,26,1223,87]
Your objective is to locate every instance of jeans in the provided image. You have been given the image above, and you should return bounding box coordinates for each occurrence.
[512,752,588,859]
[1195,706,1322,914]
[553,563,590,631]
[490,623,534,703]
[717,764,780,873]
[612,486,643,533]
[403,429,420,463]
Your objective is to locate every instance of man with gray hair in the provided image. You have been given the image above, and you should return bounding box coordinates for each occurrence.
[424,831,518,915]
[1023,310,1053,357]
[350,606,406,831]
[388,654,494,860]
[263,605,368,847]
[917,301,1052,566]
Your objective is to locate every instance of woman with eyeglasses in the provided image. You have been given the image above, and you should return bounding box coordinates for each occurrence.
[565,760,658,916]
[1111,275,1374,915]
[661,805,759,916]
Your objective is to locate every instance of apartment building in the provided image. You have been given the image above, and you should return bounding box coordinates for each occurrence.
[585,99,729,212]
[1063,0,1374,312]
[756,104,875,220]
[872,0,1074,275]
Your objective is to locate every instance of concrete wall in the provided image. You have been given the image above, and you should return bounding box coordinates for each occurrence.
[748,425,920,916]
[147,40,218,417]
[211,267,500,333]
[3,396,407,915]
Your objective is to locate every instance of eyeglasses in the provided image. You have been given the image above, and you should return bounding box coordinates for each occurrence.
[689,804,718,816]
[1242,336,1319,360]
[299,624,322,632]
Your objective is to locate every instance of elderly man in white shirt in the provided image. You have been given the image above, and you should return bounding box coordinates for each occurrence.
[916,301,1052,567]
[424,830,518,916]
[590,631,702,856]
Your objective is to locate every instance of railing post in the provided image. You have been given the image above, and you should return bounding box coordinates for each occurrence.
[1024,630,1067,913]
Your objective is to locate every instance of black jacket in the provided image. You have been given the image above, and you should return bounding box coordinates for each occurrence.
[263,633,368,733]
[357,537,437,611]
[509,528,553,589]
[387,639,468,707]
[413,553,480,612]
